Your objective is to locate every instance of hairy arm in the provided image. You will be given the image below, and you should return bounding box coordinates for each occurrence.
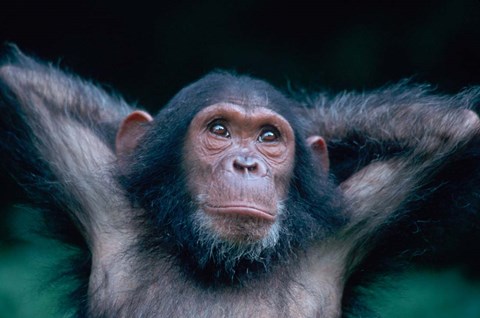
[0,47,134,248]
[301,84,480,264]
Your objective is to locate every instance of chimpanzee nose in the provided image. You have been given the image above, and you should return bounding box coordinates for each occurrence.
[232,156,266,177]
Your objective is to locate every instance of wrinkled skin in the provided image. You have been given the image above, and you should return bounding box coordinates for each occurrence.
[182,103,295,242]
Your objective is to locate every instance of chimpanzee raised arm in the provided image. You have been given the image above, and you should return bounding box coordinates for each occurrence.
[1,47,479,318]
[298,86,480,315]
[301,85,480,245]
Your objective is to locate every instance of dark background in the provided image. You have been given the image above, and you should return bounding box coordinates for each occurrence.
[1,0,479,108]
[0,0,479,317]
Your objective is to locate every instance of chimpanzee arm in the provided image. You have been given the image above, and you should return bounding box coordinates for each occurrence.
[302,85,480,263]
[0,47,135,248]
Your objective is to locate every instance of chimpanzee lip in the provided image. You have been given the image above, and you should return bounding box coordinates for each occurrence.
[204,204,276,221]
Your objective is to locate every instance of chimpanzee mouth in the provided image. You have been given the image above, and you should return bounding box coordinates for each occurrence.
[204,204,276,221]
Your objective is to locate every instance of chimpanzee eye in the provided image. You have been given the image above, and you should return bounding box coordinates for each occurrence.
[258,127,280,143]
[209,122,230,138]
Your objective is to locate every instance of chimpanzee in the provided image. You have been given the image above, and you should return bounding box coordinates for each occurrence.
[1,47,479,318]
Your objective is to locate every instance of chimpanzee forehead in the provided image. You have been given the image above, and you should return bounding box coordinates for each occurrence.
[212,94,270,109]
[204,84,293,115]
[190,73,291,107]
[194,102,291,124]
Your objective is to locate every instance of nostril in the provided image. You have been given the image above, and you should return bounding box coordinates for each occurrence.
[233,156,258,174]
[233,161,244,172]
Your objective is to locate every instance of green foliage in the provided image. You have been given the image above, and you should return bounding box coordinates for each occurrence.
[0,206,68,318]
[372,269,480,318]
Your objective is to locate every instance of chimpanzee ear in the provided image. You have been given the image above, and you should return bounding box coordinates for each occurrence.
[307,136,329,172]
[116,111,153,157]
